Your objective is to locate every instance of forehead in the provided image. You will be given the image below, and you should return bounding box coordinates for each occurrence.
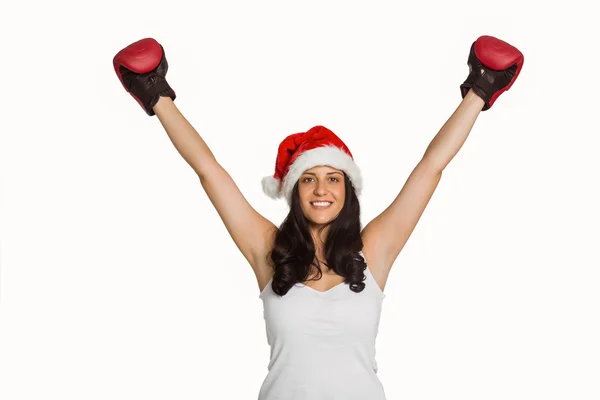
[303,165,344,174]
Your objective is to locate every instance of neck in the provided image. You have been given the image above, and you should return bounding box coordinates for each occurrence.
[310,229,326,251]
[309,227,329,268]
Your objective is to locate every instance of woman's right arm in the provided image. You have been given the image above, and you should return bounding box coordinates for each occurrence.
[153,97,276,280]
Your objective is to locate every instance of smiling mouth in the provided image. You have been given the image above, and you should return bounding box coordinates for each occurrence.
[310,202,332,209]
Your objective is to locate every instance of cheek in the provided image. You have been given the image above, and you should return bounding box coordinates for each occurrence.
[298,188,310,201]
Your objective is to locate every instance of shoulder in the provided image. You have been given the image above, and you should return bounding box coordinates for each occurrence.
[253,229,277,293]
[361,236,389,292]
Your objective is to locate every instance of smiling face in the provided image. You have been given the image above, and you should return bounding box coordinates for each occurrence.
[298,165,346,230]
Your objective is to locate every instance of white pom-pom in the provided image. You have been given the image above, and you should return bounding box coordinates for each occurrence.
[261,176,281,199]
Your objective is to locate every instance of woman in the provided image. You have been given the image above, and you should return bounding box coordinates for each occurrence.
[113,35,523,399]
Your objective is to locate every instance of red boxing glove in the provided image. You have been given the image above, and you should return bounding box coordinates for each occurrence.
[113,38,176,116]
[460,35,524,111]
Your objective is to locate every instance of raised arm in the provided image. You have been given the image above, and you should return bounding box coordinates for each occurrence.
[153,97,277,274]
[113,38,277,286]
[362,35,524,289]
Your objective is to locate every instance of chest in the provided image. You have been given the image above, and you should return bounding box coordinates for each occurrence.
[262,283,383,343]
[301,272,347,292]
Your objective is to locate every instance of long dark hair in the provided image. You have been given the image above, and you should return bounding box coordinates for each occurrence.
[267,173,367,296]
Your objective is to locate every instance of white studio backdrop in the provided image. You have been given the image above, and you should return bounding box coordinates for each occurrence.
[1,1,599,399]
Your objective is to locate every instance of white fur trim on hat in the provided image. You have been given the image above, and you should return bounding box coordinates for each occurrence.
[261,175,281,199]
[281,145,362,205]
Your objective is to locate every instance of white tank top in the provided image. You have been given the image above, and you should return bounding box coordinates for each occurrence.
[257,251,387,400]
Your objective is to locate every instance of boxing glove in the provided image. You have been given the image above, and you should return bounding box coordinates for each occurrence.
[113,38,176,116]
[460,35,524,111]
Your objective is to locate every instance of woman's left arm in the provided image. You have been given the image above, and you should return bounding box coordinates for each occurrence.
[422,88,485,171]
[361,90,485,282]
[362,36,524,286]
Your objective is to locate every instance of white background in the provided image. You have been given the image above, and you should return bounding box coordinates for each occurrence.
[1,1,599,399]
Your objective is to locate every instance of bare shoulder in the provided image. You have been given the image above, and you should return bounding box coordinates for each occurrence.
[361,235,389,292]
[252,225,277,294]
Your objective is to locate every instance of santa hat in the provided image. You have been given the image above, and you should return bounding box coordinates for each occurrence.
[261,125,363,205]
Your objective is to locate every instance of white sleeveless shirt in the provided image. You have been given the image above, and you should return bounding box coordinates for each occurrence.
[257,251,387,400]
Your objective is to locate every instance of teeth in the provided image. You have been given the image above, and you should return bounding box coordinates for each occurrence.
[311,202,332,206]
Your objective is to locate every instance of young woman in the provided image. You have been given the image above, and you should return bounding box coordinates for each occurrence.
[113,35,523,399]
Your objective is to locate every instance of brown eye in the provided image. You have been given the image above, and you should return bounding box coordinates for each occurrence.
[302,177,339,183]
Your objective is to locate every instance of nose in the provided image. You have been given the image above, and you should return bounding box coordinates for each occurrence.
[313,181,328,195]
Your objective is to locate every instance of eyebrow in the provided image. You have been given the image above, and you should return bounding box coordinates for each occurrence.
[303,172,343,176]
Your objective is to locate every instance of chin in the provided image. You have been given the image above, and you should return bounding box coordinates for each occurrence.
[305,210,341,225]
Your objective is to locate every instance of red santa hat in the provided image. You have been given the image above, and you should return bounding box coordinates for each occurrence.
[261,125,363,205]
